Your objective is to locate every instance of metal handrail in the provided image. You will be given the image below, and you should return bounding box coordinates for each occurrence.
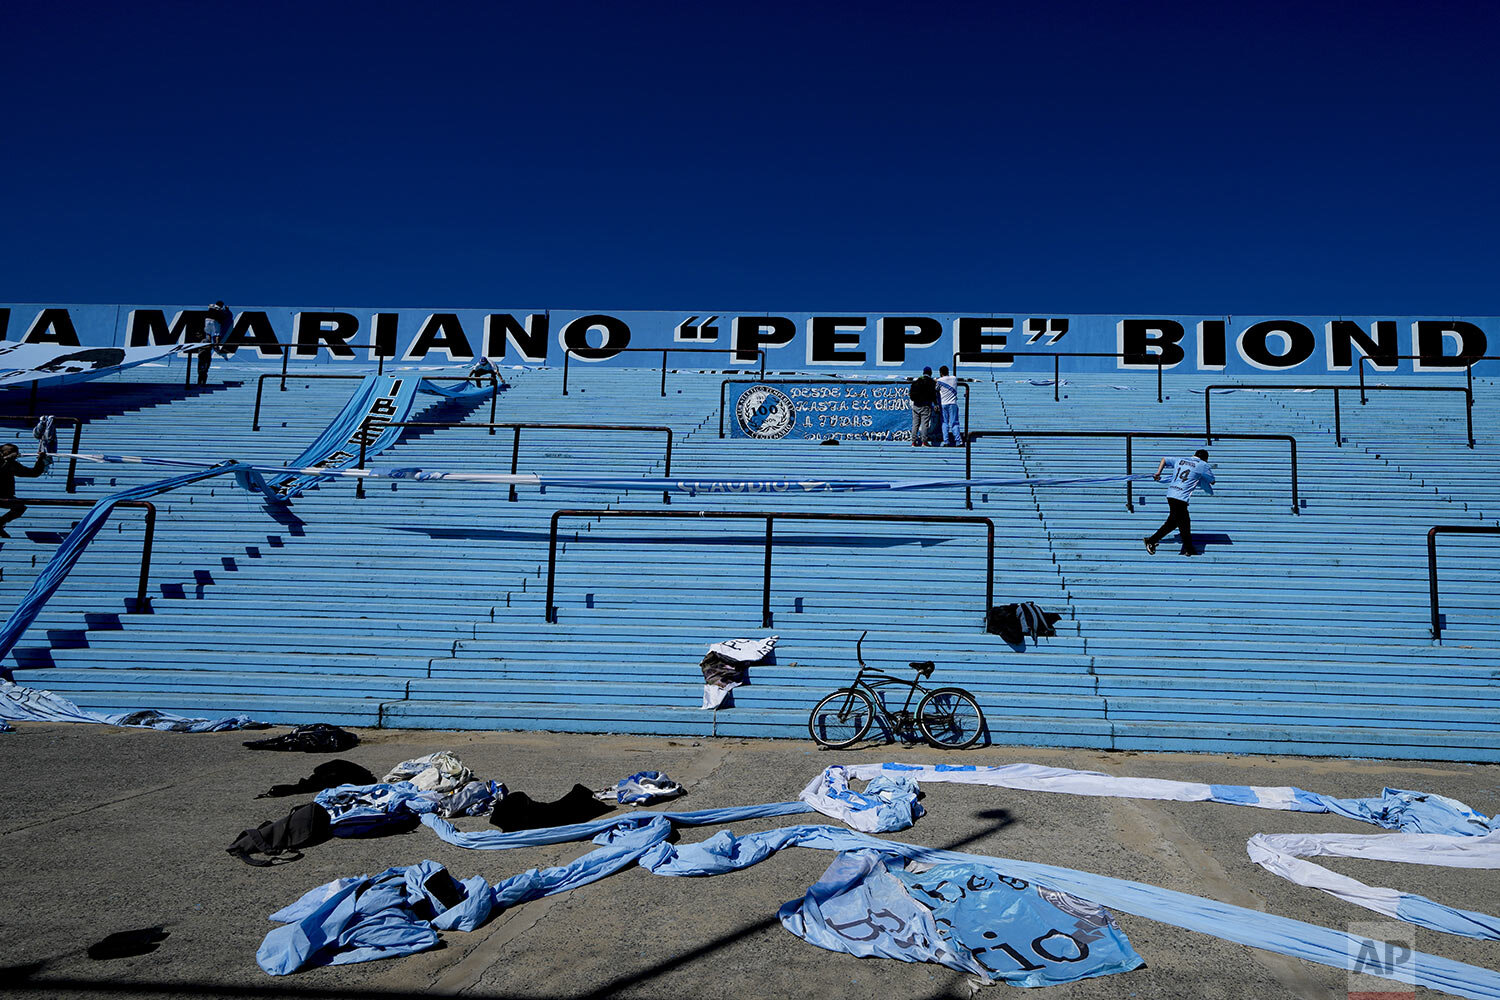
[1358,354,1500,405]
[954,350,1169,403]
[1205,383,1473,448]
[182,340,390,389]
[562,347,767,397]
[964,430,1299,513]
[0,416,82,493]
[717,377,971,439]
[545,509,995,628]
[17,497,157,612]
[355,421,674,502]
[251,371,500,432]
[1427,524,1500,639]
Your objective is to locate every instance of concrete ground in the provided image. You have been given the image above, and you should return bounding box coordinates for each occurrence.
[1,723,1497,1000]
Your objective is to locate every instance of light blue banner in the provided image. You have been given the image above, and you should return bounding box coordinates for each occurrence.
[727,381,913,440]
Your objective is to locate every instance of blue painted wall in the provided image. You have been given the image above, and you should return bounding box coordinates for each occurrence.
[2,304,1496,375]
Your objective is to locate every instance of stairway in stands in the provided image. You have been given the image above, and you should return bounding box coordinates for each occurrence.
[3,357,1497,760]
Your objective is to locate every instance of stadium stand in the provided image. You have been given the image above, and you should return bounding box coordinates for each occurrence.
[1,355,1497,760]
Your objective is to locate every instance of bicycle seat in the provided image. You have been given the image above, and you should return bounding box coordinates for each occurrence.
[909,661,935,678]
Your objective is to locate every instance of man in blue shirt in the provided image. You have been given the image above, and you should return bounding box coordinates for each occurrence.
[1143,449,1215,556]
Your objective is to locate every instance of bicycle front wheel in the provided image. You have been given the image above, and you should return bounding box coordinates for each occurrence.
[917,688,984,749]
[809,688,876,749]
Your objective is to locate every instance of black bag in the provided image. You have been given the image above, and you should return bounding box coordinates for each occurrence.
[987,602,1061,644]
[226,803,331,866]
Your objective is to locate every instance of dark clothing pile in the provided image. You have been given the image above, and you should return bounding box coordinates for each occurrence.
[700,650,749,689]
[489,784,615,831]
[227,803,332,867]
[256,760,377,798]
[244,724,360,753]
[986,602,1062,645]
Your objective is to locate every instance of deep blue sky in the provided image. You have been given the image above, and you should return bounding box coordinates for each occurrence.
[3,1,1496,313]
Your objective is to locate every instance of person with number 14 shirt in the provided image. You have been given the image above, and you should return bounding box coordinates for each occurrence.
[1143,448,1215,556]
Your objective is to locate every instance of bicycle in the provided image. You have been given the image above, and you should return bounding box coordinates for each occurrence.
[808,631,985,750]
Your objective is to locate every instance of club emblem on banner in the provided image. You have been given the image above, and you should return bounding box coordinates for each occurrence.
[736,385,796,439]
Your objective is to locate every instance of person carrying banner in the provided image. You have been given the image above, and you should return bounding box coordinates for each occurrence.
[0,442,47,538]
[1143,449,1215,556]
[198,300,233,385]
[908,367,938,446]
[936,365,962,446]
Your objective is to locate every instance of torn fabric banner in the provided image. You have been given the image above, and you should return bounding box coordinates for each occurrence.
[0,342,184,391]
[780,852,1145,987]
[0,461,277,661]
[290,808,1500,998]
[59,452,1156,495]
[0,680,264,732]
[805,762,1500,940]
[267,373,499,498]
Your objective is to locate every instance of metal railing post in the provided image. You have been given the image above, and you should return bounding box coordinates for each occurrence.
[964,433,973,510]
[355,419,370,500]
[660,351,668,398]
[489,372,499,428]
[1429,526,1442,639]
[252,374,268,431]
[1334,388,1342,445]
[762,516,774,627]
[546,511,562,622]
[65,420,80,493]
[1204,388,1213,442]
[280,347,290,391]
[1467,388,1475,448]
[1359,360,1368,405]
[562,350,571,396]
[135,501,157,612]
[1053,356,1060,402]
[1289,438,1299,513]
[509,427,521,503]
[1125,436,1134,511]
[546,510,996,627]
[1157,361,1163,403]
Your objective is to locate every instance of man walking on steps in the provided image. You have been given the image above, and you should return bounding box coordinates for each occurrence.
[1143,448,1215,556]
[0,442,46,538]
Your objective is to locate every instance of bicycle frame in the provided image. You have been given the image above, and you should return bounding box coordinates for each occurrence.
[842,667,927,727]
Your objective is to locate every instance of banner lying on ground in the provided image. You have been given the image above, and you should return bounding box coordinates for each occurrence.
[0,342,183,391]
[4,304,1499,375]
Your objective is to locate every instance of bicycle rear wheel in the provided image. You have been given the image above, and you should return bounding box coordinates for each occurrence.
[809,688,876,749]
[917,688,984,749]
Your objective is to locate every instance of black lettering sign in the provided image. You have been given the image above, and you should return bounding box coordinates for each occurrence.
[1415,320,1486,369]
[810,316,866,364]
[878,316,942,364]
[126,309,209,347]
[407,313,476,361]
[1197,319,1226,369]
[1240,320,1315,370]
[956,317,1013,365]
[1327,320,1397,371]
[219,312,283,356]
[372,312,401,359]
[732,316,795,364]
[293,311,359,358]
[485,313,549,362]
[1118,319,1185,366]
[23,308,81,346]
[561,314,631,360]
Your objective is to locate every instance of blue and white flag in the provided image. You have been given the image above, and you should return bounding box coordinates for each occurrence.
[0,342,183,390]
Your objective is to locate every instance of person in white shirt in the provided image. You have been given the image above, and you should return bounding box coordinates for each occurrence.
[1143,449,1216,556]
[936,365,962,446]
